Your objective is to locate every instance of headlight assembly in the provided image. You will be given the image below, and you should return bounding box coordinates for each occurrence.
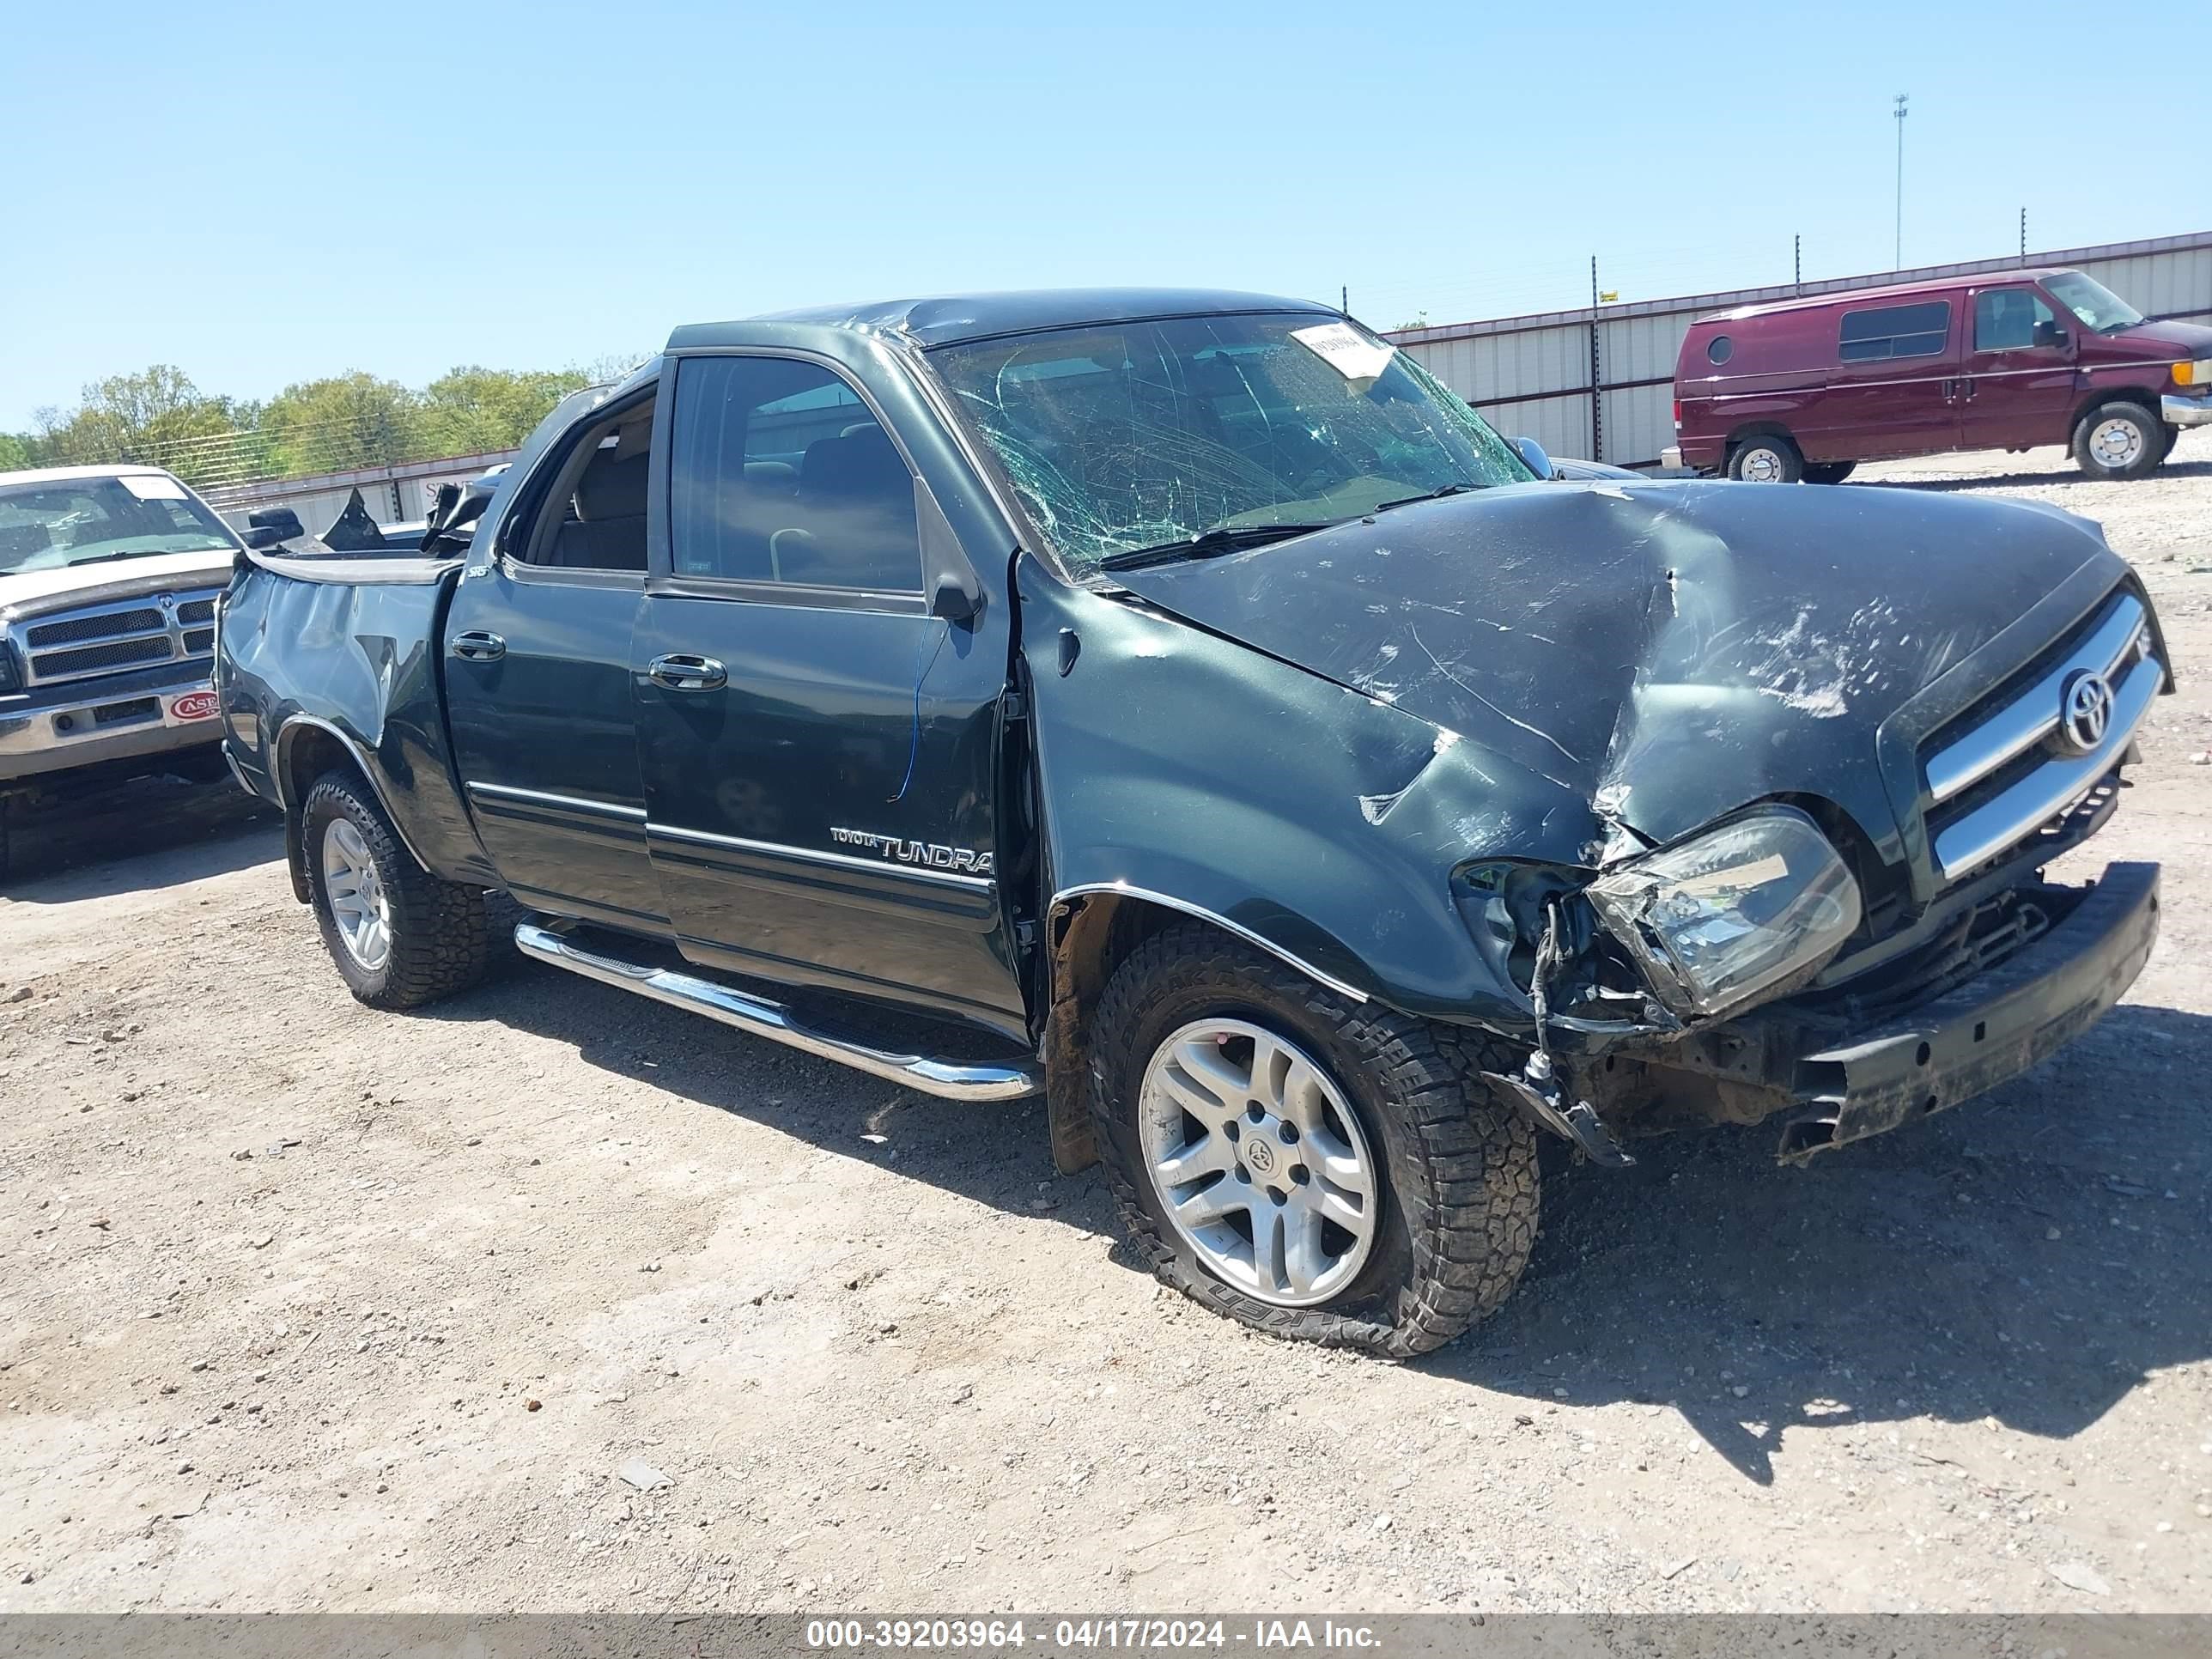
[1587,806,1862,1019]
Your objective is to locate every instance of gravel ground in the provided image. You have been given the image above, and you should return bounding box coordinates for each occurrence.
[1,434,2208,1614]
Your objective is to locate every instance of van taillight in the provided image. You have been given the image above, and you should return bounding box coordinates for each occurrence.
[1672,399,1682,424]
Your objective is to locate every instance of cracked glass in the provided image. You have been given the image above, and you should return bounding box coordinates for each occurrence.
[928,312,1534,577]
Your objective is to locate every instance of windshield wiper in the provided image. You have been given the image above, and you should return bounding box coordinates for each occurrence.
[1097,521,1333,572]
[1370,481,1483,514]
[64,550,161,568]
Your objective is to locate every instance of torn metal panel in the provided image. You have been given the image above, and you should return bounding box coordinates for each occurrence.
[1015,560,1595,1030]
[1107,477,2130,863]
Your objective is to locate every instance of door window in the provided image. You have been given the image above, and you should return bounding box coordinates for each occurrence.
[509,396,656,572]
[669,356,921,592]
[1972,289,2058,352]
[1837,301,1951,362]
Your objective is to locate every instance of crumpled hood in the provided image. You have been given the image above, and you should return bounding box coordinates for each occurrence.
[1112,478,2123,852]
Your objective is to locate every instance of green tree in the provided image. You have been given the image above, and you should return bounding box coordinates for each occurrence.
[260,372,422,477]
[0,433,34,472]
[33,365,244,487]
[417,366,589,455]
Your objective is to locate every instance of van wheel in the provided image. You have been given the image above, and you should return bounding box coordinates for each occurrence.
[303,770,494,1010]
[1728,435,1802,483]
[1804,461,1856,484]
[1087,922,1539,1358]
[2072,402,2168,479]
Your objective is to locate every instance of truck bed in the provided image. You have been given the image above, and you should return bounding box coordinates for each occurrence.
[218,550,495,885]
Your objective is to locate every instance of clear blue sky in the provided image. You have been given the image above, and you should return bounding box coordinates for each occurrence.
[4,0,2204,429]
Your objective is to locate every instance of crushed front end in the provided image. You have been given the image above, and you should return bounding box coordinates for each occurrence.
[1524,583,2169,1163]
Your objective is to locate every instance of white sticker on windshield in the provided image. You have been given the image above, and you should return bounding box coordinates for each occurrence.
[1291,322,1396,392]
[118,472,188,501]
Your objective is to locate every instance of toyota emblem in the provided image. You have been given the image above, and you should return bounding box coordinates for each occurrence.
[2057,670,2113,755]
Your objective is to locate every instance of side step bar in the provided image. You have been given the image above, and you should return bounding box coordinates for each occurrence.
[513,921,1042,1103]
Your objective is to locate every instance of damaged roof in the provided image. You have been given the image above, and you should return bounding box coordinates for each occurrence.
[666,289,1340,352]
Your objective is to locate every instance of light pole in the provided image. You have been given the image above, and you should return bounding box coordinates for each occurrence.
[1893,94,1909,269]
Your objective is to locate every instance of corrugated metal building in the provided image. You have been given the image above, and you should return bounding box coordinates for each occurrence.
[1387,230,2212,468]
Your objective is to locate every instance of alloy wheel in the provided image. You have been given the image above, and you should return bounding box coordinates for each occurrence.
[321,817,392,972]
[1137,1018,1380,1307]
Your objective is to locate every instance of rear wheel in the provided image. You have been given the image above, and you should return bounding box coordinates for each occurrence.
[2072,401,2168,479]
[1728,434,1803,483]
[1087,922,1539,1358]
[1803,460,1856,484]
[303,770,494,1009]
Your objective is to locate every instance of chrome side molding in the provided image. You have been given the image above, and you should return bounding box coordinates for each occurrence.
[513,921,1041,1103]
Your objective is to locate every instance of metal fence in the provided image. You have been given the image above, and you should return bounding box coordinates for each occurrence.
[1386,230,2212,468]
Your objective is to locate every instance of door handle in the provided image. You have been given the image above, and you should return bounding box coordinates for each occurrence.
[453,630,507,661]
[647,653,727,692]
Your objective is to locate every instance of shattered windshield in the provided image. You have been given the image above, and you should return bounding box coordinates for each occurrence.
[0,475,238,575]
[929,312,1534,577]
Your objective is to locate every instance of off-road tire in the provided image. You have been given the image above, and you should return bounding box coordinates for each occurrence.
[1804,460,1856,484]
[2071,401,2168,480]
[302,769,493,1010]
[1087,922,1539,1358]
[1727,434,1804,483]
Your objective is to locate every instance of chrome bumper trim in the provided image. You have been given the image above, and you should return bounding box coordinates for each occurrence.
[514,920,1042,1102]
[0,679,218,763]
[2161,392,2212,428]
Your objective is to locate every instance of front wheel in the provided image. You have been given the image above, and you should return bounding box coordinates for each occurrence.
[1727,434,1803,483]
[1087,923,1539,1358]
[1804,460,1856,484]
[2072,402,2168,479]
[302,770,494,1010]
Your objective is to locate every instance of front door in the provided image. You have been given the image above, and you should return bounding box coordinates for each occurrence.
[1959,284,2080,452]
[445,388,668,932]
[633,350,1024,1036]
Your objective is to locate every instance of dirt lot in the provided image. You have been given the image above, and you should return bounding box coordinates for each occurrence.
[3,436,2209,1615]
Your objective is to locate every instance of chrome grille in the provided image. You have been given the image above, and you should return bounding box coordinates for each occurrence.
[11,587,226,689]
[1922,592,2161,880]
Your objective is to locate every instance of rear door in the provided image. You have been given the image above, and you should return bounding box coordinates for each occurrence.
[632,349,1026,1037]
[444,386,669,932]
[1959,284,2080,452]
[1820,295,1965,459]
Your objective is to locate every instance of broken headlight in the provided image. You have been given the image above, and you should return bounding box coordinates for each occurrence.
[1587,806,1861,1020]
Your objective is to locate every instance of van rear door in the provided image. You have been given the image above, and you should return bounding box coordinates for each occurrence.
[1817,295,1964,460]
[1958,283,2080,453]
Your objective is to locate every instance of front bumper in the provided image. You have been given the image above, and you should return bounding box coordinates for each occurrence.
[1589,863,2160,1162]
[0,672,223,784]
[2161,392,2212,428]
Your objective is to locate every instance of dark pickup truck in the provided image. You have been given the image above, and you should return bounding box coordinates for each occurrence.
[217,289,2168,1357]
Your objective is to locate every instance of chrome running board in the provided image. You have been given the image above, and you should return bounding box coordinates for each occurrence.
[514,921,1041,1103]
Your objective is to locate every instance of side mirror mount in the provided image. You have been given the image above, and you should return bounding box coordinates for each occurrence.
[1510,435,1557,479]
[2033,319,2070,349]
[243,506,306,550]
[916,477,985,623]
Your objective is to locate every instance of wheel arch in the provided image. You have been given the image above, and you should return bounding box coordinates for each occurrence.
[273,716,432,902]
[1724,420,1798,454]
[1040,888,1369,1176]
[2068,385,2163,434]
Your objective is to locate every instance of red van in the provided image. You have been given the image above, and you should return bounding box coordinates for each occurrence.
[1668,268,2212,483]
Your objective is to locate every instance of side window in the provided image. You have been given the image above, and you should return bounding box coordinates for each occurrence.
[1838,301,1952,363]
[1973,289,2057,352]
[669,356,921,592]
[513,395,655,572]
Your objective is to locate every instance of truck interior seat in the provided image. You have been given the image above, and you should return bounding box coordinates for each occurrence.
[770,428,921,589]
[551,450,649,570]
